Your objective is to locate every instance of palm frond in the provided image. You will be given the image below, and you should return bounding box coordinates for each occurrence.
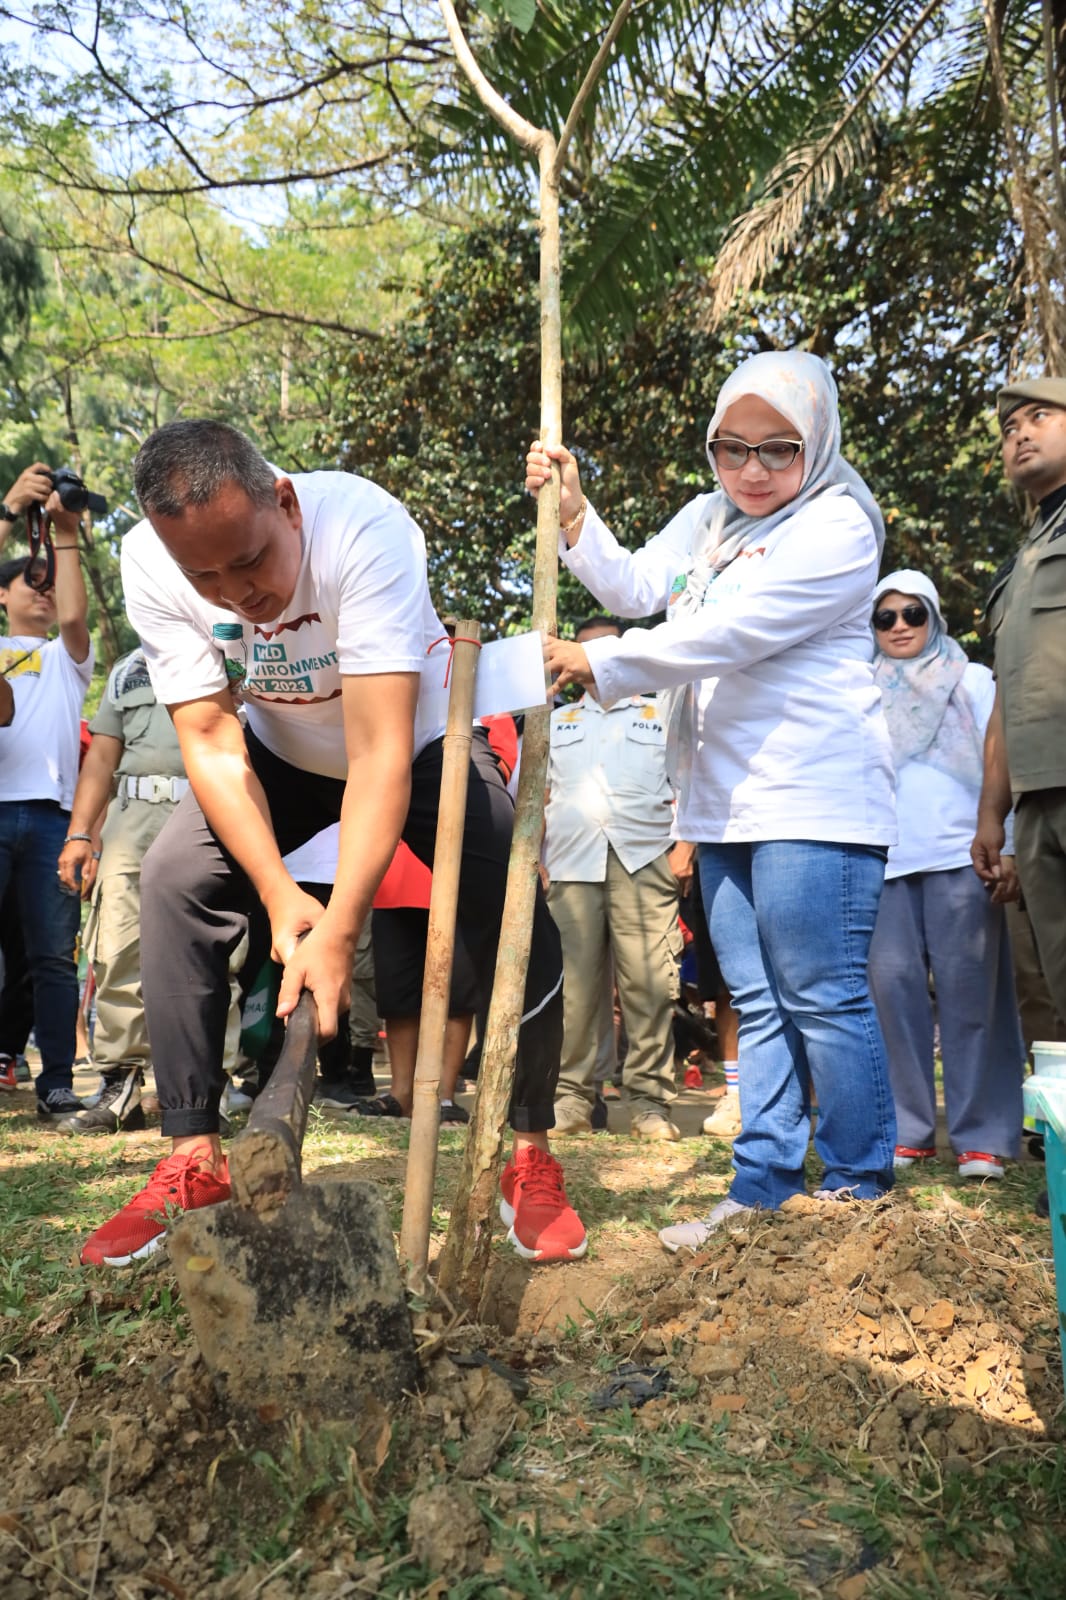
[706,108,876,324]
[705,0,949,324]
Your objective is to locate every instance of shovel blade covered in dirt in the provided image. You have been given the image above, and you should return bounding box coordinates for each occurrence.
[170,990,418,1420]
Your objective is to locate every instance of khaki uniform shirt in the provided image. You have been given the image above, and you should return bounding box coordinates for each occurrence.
[987,496,1066,794]
[89,650,186,871]
[545,693,674,882]
[90,650,184,779]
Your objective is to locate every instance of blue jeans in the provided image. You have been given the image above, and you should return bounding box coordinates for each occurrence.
[0,801,81,1096]
[699,841,896,1207]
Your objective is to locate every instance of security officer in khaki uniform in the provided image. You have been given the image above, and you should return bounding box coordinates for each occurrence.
[973,377,1066,1021]
[545,615,686,1140]
[57,648,188,1132]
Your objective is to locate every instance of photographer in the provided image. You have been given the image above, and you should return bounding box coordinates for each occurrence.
[0,462,94,1118]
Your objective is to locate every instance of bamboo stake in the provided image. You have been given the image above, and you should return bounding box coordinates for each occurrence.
[435,3,632,1310]
[399,621,481,1287]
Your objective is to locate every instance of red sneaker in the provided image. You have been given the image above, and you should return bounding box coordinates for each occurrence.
[893,1144,937,1169]
[0,1057,17,1091]
[683,1057,704,1089]
[80,1152,231,1266]
[499,1146,587,1262]
[957,1152,1004,1180]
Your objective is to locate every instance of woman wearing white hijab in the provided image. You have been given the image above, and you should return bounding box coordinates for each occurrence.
[527,349,897,1248]
[868,571,1025,1179]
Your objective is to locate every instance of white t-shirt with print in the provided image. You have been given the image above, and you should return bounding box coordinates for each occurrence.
[0,633,94,810]
[562,490,897,847]
[121,472,450,780]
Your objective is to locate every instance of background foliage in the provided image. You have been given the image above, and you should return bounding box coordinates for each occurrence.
[330,102,1028,652]
[0,3,1054,671]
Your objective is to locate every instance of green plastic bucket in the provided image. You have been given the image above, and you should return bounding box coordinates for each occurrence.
[1023,1042,1066,1379]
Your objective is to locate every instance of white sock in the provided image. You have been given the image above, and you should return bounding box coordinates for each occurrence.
[723,1061,739,1093]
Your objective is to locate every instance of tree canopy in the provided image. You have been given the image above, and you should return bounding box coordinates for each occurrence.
[330,101,1027,652]
[0,0,1057,669]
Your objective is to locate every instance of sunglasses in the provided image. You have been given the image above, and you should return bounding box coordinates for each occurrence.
[873,604,928,631]
[707,437,804,472]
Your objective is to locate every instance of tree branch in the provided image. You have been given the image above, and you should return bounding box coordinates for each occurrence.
[436,0,544,153]
[553,1,633,180]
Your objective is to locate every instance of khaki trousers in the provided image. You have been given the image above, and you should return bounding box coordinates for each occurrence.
[1005,900,1066,1053]
[85,798,176,1071]
[1013,787,1066,1026]
[548,847,681,1116]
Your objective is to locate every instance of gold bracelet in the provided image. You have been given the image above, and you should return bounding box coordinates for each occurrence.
[560,496,587,536]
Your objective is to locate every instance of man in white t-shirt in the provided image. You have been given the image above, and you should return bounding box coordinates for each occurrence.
[81,420,586,1269]
[0,464,94,1115]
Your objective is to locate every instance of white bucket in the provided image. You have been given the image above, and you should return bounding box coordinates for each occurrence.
[1032,1041,1066,1081]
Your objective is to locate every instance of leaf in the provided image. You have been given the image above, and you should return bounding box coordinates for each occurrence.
[924,1300,955,1332]
[501,0,538,32]
[837,1576,870,1600]
[475,0,537,32]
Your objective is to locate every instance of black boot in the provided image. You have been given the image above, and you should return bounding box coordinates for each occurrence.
[57,1067,144,1134]
[348,1045,377,1098]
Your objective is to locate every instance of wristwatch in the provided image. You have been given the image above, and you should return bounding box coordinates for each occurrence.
[0,502,17,523]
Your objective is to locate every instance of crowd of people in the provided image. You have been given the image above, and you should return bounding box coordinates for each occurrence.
[1,353,1064,1272]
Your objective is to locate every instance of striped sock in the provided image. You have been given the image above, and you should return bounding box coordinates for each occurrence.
[723,1061,739,1093]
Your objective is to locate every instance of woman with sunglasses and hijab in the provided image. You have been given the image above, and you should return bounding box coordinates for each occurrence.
[526,349,897,1250]
[867,571,1025,1181]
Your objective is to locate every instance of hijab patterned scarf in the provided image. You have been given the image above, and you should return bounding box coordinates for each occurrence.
[871,569,983,790]
[662,350,884,787]
[670,350,884,618]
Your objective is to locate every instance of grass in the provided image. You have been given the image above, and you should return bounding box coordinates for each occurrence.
[196,1387,1066,1599]
[1,1091,1064,1598]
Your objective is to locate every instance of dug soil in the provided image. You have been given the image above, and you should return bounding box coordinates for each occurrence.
[1,1118,1063,1599]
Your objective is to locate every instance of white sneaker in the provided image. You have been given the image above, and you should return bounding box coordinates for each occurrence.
[552,1097,593,1135]
[957,1152,1005,1180]
[631,1111,681,1142]
[702,1091,742,1139]
[658,1196,752,1253]
[221,1080,254,1116]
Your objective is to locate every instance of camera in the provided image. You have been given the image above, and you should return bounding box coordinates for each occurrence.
[47,467,107,517]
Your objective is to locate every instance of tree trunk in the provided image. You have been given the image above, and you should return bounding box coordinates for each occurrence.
[400,621,481,1288]
[437,137,562,1308]
[434,0,631,1312]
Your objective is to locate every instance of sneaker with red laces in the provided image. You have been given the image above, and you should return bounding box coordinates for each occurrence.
[80,1152,231,1266]
[957,1152,1005,1180]
[499,1146,587,1262]
[894,1145,937,1170]
[0,1056,17,1091]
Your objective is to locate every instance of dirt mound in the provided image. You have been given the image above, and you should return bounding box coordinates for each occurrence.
[549,1193,1062,1468]
[1,1183,1061,1597]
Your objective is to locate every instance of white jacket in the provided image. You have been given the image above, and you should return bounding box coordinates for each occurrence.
[562,489,896,847]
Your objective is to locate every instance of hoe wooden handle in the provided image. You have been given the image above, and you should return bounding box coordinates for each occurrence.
[228,988,318,1215]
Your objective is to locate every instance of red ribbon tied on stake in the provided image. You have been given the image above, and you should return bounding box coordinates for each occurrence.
[426,633,482,689]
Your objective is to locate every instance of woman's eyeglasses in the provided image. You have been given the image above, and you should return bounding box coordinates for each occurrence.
[873,604,929,631]
[707,437,804,472]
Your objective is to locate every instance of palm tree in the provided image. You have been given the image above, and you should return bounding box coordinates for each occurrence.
[432,2,1065,366]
